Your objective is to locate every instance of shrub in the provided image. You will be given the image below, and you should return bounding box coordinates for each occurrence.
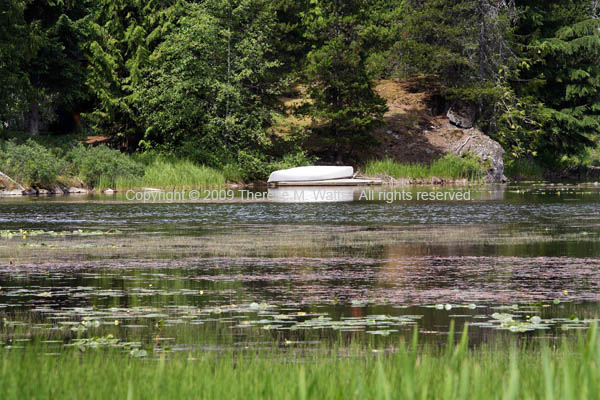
[235,150,313,182]
[504,158,544,181]
[68,145,144,188]
[0,139,64,187]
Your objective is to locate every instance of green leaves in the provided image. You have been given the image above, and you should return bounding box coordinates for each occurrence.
[301,0,387,161]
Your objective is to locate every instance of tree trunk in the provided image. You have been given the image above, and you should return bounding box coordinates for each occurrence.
[26,100,40,136]
[336,143,343,164]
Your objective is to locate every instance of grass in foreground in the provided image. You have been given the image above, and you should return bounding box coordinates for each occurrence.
[1,324,599,399]
[364,154,484,182]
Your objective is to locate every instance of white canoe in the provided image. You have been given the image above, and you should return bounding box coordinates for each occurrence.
[268,166,354,183]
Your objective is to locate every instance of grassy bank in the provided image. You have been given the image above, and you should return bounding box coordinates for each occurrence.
[1,325,599,399]
[0,139,317,190]
[364,154,485,182]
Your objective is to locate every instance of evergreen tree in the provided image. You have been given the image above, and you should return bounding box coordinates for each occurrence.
[1,0,89,135]
[134,0,281,165]
[513,0,600,159]
[83,0,178,145]
[0,0,29,129]
[301,0,388,162]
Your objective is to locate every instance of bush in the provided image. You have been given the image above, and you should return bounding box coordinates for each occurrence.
[0,139,64,187]
[504,158,544,181]
[235,150,313,182]
[68,145,144,188]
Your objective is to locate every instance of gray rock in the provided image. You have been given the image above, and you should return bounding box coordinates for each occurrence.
[1,189,25,196]
[37,189,50,195]
[51,186,66,195]
[23,188,37,195]
[447,101,476,129]
[67,187,88,194]
[454,128,505,183]
[103,189,115,194]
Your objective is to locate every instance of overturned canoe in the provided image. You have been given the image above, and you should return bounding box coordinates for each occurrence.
[268,166,354,183]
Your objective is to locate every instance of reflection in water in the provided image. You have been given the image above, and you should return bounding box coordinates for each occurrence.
[268,186,361,202]
[0,184,599,350]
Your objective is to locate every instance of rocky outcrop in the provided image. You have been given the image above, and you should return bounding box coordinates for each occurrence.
[0,184,88,196]
[452,128,506,183]
[446,101,476,129]
[0,171,25,191]
[367,80,507,183]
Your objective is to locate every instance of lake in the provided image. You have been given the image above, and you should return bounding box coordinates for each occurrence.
[1,184,599,354]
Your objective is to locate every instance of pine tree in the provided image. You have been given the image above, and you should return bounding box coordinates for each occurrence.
[301,0,388,163]
[133,0,282,165]
[1,0,89,135]
[0,0,29,129]
[83,0,178,145]
[514,0,600,158]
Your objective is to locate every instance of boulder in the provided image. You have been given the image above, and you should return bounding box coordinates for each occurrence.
[1,189,25,196]
[51,186,66,195]
[67,187,88,194]
[447,101,476,129]
[103,189,115,194]
[37,189,50,195]
[454,128,506,183]
[0,171,25,191]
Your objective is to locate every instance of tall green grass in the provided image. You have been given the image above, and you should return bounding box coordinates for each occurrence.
[107,159,226,190]
[1,324,599,399]
[364,154,484,181]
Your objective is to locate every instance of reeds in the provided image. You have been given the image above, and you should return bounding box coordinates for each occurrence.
[364,154,484,181]
[1,323,598,399]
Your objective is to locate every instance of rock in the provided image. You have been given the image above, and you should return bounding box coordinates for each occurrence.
[67,187,88,194]
[103,189,115,194]
[454,128,505,183]
[51,186,66,195]
[447,101,476,129]
[1,189,25,196]
[37,189,50,195]
[142,187,161,192]
[0,171,25,191]
[23,188,37,195]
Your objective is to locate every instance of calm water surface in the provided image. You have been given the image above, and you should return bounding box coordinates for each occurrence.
[1,184,599,353]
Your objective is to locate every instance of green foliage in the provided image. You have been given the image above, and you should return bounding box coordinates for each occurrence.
[510,1,600,160]
[117,158,226,189]
[504,158,545,181]
[68,145,144,188]
[3,0,600,173]
[82,0,180,141]
[2,324,600,399]
[301,0,388,162]
[134,0,281,163]
[365,154,484,181]
[0,140,63,187]
[233,150,312,182]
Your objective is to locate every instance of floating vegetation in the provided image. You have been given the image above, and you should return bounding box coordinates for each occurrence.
[0,229,122,239]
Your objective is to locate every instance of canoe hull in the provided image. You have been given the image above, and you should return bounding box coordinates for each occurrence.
[268,166,354,183]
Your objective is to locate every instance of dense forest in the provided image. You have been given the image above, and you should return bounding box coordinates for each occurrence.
[1,0,600,185]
